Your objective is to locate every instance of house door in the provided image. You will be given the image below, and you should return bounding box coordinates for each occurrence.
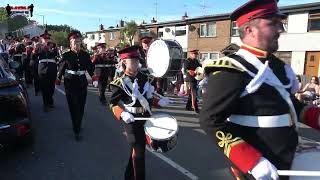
[305,52,320,77]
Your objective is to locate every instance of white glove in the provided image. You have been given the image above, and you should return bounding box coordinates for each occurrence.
[158,97,170,107]
[251,157,279,180]
[144,82,155,99]
[93,81,98,88]
[120,111,135,124]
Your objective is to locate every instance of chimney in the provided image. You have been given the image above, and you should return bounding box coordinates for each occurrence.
[182,12,188,20]
[119,19,124,27]
[151,17,157,23]
[99,24,104,31]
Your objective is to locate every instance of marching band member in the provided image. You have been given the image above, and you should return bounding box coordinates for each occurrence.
[37,31,59,112]
[92,43,118,104]
[200,0,320,179]
[109,46,169,180]
[184,49,201,113]
[30,36,41,96]
[55,30,96,141]
[22,34,33,86]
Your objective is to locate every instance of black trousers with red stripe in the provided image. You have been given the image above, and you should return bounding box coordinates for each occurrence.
[122,120,146,180]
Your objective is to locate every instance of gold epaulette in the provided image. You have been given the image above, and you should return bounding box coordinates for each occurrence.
[110,78,122,89]
[203,57,245,72]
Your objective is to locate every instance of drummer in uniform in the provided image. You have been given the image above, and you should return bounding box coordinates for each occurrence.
[109,46,169,180]
[183,49,201,113]
[200,0,320,179]
[56,30,96,141]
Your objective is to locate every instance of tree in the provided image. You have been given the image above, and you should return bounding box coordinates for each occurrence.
[120,21,138,46]
[45,24,76,33]
[7,15,28,31]
[0,7,8,22]
[49,30,69,47]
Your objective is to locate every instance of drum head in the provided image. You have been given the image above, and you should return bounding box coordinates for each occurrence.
[290,147,320,180]
[144,113,178,140]
[147,40,170,77]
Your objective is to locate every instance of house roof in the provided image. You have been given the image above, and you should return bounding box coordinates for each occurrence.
[85,2,320,33]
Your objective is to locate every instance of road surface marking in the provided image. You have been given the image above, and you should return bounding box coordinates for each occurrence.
[56,87,199,180]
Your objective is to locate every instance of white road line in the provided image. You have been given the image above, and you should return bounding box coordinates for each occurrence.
[55,87,199,180]
[146,147,199,180]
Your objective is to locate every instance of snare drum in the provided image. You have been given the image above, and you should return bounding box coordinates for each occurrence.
[144,113,178,153]
[147,39,183,77]
[289,143,320,180]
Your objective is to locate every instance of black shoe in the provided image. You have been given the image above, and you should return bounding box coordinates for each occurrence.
[43,106,50,112]
[75,133,83,142]
[186,106,192,111]
[48,104,55,108]
[193,107,200,114]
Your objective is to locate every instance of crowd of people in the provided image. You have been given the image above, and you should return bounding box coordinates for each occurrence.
[295,75,320,106]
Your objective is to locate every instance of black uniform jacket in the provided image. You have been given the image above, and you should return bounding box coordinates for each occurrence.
[109,72,154,121]
[199,52,305,173]
[35,48,58,77]
[183,58,201,82]
[57,50,94,90]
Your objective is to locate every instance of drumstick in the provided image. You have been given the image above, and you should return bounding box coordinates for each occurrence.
[134,117,155,121]
[278,170,320,177]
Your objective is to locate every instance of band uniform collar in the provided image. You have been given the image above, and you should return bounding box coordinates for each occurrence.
[240,44,268,58]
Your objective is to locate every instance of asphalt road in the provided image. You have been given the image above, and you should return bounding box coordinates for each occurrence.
[0,85,320,180]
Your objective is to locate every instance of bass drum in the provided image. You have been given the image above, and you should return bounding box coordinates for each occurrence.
[147,39,183,78]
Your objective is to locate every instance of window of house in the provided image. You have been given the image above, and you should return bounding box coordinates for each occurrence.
[200,22,216,37]
[175,29,186,36]
[158,31,163,37]
[308,12,320,31]
[274,51,292,64]
[90,34,95,40]
[199,52,220,63]
[110,32,116,40]
[140,29,150,37]
[231,21,239,36]
[282,18,288,32]
[98,33,102,40]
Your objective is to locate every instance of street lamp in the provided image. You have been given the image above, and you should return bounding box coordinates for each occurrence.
[33,13,45,26]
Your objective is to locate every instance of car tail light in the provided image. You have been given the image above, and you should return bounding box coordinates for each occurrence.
[15,124,29,136]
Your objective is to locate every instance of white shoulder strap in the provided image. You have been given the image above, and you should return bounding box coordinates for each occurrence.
[121,77,152,115]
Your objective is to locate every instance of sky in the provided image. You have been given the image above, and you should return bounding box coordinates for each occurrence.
[2,0,320,33]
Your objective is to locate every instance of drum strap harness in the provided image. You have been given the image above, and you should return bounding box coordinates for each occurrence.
[120,77,152,115]
[226,49,299,129]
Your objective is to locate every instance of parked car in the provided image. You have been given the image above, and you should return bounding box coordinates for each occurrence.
[0,57,33,148]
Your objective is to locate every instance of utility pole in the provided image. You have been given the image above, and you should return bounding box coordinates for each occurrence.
[155,0,158,21]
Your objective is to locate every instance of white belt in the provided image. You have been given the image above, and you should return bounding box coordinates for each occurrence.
[124,107,145,114]
[14,54,23,57]
[227,114,292,128]
[65,70,86,75]
[39,59,56,63]
[95,64,114,68]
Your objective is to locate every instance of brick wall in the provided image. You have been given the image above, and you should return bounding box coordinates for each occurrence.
[187,20,231,57]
